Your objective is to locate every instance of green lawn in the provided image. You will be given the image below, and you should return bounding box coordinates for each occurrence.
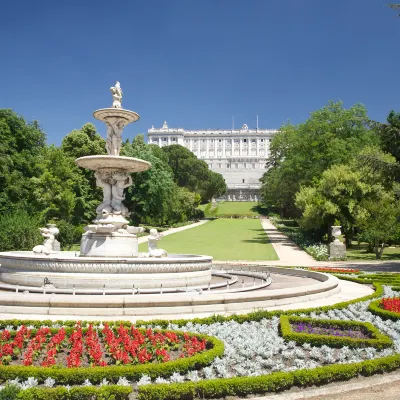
[346,243,400,261]
[216,201,259,215]
[138,218,278,261]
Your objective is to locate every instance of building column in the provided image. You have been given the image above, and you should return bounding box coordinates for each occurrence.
[239,138,243,155]
[222,138,226,157]
[256,138,259,155]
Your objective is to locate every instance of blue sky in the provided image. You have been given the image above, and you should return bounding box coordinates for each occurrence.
[1,0,399,144]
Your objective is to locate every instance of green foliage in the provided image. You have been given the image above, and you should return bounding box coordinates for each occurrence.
[16,386,132,400]
[0,209,43,251]
[61,123,106,159]
[0,331,223,384]
[356,191,400,259]
[56,220,84,250]
[0,384,21,400]
[0,109,46,213]
[261,101,377,217]
[279,315,393,349]
[138,354,400,400]
[161,144,226,202]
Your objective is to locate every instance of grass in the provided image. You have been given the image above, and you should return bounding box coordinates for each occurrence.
[216,201,259,215]
[346,243,400,261]
[138,218,279,261]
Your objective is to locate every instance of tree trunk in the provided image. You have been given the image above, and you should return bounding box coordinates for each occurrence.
[375,238,380,259]
[378,242,386,259]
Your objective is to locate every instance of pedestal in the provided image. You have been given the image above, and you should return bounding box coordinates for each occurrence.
[80,232,139,257]
[329,241,346,260]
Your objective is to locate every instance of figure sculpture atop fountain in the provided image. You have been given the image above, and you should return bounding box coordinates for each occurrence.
[110,81,123,109]
[148,229,168,258]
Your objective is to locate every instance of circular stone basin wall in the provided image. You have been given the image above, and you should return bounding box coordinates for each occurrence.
[0,252,212,289]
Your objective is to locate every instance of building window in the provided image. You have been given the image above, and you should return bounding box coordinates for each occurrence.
[162,138,167,142]
[269,139,272,142]
[261,139,264,142]
[172,138,176,142]
[252,163,256,169]
[243,139,247,143]
[244,163,247,168]
[219,139,222,142]
[242,179,245,183]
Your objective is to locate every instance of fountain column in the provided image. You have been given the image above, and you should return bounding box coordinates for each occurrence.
[75,82,151,257]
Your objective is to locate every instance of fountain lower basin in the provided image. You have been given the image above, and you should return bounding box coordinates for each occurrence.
[0,251,212,289]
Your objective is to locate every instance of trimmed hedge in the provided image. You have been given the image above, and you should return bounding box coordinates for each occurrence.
[279,315,393,349]
[369,299,400,321]
[15,385,132,399]
[0,331,224,385]
[137,354,400,400]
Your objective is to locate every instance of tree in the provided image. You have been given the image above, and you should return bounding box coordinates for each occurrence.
[295,148,398,247]
[0,109,46,212]
[261,101,377,217]
[161,144,226,202]
[61,123,106,159]
[122,135,180,226]
[388,4,400,16]
[357,191,400,259]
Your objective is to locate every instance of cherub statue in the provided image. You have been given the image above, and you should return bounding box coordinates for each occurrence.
[33,225,59,255]
[148,229,168,258]
[105,118,125,156]
[110,81,123,109]
[95,171,113,215]
[111,172,132,216]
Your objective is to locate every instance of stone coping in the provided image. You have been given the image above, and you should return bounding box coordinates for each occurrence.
[0,251,213,273]
[0,269,338,311]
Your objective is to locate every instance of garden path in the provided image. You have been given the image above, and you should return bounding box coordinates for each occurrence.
[137,219,209,244]
[259,218,315,265]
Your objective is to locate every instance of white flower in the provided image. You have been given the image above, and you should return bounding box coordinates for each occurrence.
[170,372,185,383]
[44,377,56,388]
[82,379,92,386]
[137,375,152,386]
[117,377,130,386]
[99,378,109,386]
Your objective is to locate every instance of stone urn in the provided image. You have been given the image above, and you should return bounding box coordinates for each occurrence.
[331,226,342,242]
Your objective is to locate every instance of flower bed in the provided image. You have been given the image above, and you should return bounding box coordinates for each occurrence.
[0,324,224,384]
[310,267,360,274]
[279,315,392,349]
[382,298,400,313]
[369,298,400,321]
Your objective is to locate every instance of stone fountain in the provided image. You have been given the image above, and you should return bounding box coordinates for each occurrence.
[0,82,213,289]
[76,81,150,257]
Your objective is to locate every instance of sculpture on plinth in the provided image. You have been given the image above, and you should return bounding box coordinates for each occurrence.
[148,229,168,258]
[329,224,346,260]
[33,225,60,255]
[110,81,123,109]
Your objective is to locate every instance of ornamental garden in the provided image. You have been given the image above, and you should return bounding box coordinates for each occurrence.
[1,103,400,399]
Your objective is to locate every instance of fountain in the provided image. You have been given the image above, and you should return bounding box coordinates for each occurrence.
[0,82,213,290]
[0,83,349,318]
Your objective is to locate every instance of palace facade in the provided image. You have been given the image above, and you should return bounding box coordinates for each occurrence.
[147,121,278,201]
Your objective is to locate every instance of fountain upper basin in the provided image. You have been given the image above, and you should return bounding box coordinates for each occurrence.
[75,155,151,172]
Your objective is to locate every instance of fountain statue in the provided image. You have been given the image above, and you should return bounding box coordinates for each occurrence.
[148,229,168,258]
[32,225,60,255]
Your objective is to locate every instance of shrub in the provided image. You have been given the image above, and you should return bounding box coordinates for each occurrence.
[56,220,84,250]
[369,299,400,321]
[0,209,43,252]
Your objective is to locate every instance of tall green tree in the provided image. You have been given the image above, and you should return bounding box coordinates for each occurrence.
[262,101,377,217]
[0,109,46,212]
[161,144,226,201]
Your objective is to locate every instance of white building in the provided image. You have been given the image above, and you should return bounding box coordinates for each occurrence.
[147,121,278,201]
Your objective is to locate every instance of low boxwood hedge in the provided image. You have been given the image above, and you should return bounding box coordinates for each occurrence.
[12,385,132,399]
[369,299,400,321]
[279,315,393,349]
[0,331,224,385]
[137,354,400,400]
